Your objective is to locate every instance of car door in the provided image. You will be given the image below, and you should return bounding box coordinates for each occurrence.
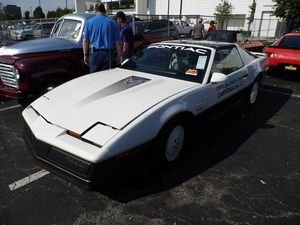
[209,46,249,104]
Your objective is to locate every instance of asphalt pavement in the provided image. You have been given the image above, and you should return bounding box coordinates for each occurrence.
[0,73,299,225]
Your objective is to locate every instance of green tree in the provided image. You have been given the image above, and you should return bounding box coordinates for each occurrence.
[33,6,45,19]
[46,7,73,19]
[214,0,234,30]
[47,11,57,18]
[24,11,30,20]
[0,5,7,21]
[55,7,73,18]
[273,0,300,32]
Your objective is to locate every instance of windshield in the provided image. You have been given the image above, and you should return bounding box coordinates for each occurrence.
[55,19,82,39]
[278,36,300,49]
[121,44,211,83]
[134,22,147,33]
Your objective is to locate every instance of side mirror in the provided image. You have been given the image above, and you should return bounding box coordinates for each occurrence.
[211,72,227,83]
[144,29,150,33]
[121,58,130,66]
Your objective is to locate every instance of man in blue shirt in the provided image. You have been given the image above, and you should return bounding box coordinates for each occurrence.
[82,3,121,73]
[115,11,134,62]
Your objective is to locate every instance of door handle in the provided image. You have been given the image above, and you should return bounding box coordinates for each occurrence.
[242,74,248,79]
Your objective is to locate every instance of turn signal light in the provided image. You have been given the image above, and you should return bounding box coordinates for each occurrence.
[67,130,81,139]
[266,52,275,58]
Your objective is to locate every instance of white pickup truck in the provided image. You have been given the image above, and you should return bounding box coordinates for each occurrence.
[173,20,193,36]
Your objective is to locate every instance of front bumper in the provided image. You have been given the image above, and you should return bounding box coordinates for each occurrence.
[0,84,24,99]
[23,121,154,189]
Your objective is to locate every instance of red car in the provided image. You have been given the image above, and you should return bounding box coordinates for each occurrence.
[264,33,300,73]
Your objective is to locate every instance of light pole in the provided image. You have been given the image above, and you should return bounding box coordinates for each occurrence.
[38,0,41,7]
[179,0,182,21]
[167,0,170,36]
[65,0,68,9]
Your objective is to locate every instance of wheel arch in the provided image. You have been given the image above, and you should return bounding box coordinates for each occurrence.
[156,108,194,140]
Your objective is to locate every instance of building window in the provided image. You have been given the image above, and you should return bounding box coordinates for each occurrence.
[107,0,135,10]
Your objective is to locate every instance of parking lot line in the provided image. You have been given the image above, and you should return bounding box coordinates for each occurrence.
[261,88,300,99]
[8,169,50,191]
[0,104,21,112]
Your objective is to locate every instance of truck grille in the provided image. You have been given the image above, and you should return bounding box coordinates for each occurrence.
[0,63,18,88]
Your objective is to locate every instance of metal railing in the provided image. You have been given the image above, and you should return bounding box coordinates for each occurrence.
[0,14,286,45]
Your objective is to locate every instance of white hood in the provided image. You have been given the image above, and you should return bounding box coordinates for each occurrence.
[31,68,198,133]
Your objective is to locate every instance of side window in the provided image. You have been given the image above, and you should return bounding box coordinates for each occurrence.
[211,47,244,75]
[146,23,156,33]
[182,21,188,26]
[238,47,256,65]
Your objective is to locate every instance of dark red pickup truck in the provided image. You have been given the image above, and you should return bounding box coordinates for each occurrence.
[0,13,93,103]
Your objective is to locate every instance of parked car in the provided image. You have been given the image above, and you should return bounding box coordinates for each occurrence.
[33,22,56,39]
[10,25,35,41]
[291,27,300,33]
[204,30,265,52]
[0,13,94,104]
[23,40,266,188]
[263,33,300,73]
[172,20,193,36]
[132,19,178,54]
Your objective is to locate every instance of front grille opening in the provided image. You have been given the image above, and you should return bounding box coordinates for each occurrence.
[0,64,18,88]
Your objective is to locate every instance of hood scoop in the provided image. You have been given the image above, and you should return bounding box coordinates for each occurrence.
[78,76,150,106]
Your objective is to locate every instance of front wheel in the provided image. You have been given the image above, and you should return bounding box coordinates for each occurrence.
[153,118,189,168]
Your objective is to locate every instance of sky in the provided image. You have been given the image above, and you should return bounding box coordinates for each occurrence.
[1,0,76,16]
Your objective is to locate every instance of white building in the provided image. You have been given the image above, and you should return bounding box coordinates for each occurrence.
[75,0,284,38]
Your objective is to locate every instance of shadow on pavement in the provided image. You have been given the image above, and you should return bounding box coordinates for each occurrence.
[95,85,292,203]
[268,70,300,82]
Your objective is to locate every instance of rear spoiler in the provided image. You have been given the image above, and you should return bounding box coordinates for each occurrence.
[250,52,266,57]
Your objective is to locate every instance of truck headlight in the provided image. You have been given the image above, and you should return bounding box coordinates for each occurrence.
[14,67,20,80]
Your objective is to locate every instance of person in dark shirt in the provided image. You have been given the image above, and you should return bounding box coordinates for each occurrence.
[115,11,134,62]
[82,3,121,73]
[192,18,205,40]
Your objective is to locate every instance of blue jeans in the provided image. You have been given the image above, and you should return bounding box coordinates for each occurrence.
[89,49,115,73]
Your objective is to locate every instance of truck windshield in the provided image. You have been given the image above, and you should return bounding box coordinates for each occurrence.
[53,19,82,39]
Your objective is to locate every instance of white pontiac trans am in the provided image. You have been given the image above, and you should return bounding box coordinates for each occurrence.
[23,40,266,187]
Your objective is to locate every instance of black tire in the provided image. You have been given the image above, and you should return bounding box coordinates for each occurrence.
[24,35,34,40]
[153,117,189,168]
[17,97,34,107]
[245,80,260,108]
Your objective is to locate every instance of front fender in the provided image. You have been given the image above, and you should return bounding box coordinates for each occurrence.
[14,50,88,93]
[98,100,193,162]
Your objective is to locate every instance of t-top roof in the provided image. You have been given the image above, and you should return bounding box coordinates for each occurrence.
[162,40,237,49]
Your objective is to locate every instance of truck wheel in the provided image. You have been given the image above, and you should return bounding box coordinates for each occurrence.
[24,35,34,40]
[40,82,60,95]
[17,97,34,107]
[153,118,189,168]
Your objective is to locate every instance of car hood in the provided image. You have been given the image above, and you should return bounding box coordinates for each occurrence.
[31,68,198,133]
[0,37,81,55]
